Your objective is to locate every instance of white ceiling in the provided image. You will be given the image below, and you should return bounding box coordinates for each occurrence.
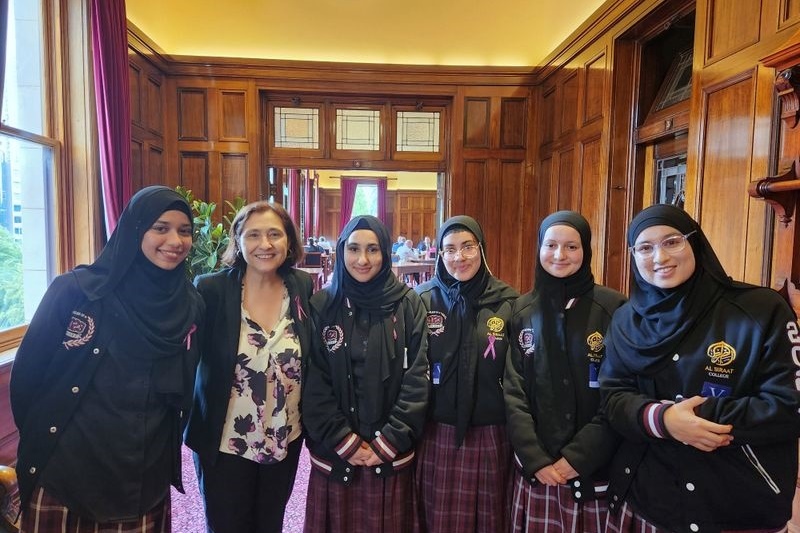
[126,0,607,67]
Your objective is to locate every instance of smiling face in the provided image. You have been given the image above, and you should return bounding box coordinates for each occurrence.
[140,210,193,270]
[238,210,288,276]
[441,230,481,282]
[344,229,383,283]
[633,224,696,289]
[539,224,584,278]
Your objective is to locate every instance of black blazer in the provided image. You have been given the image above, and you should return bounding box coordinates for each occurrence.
[184,266,315,466]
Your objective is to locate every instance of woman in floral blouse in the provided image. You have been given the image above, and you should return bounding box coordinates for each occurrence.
[185,201,315,533]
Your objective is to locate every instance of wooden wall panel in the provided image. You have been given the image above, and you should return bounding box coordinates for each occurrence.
[130,63,142,126]
[705,0,761,64]
[178,89,209,141]
[541,86,556,145]
[220,91,247,141]
[500,98,527,149]
[180,152,210,200]
[394,191,437,245]
[145,76,163,136]
[148,145,164,186]
[697,76,755,281]
[494,160,525,283]
[464,98,490,148]
[556,149,575,210]
[780,0,800,28]
[221,153,248,200]
[318,189,342,242]
[131,139,143,191]
[579,137,605,278]
[559,72,578,137]
[582,52,606,125]
[463,160,488,217]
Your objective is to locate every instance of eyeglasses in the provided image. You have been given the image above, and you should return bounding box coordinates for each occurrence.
[629,230,696,258]
[440,244,480,261]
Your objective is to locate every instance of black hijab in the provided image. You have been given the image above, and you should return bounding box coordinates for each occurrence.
[325,215,409,315]
[72,186,201,400]
[535,210,595,303]
[609,204,742,374]
[431,215,517,445]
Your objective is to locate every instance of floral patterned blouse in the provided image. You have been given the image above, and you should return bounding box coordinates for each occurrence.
[219,287,302,463]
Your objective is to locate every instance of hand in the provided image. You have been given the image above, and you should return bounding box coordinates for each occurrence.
[552,457,579,481]
[534,464,567,486]
[347,443,374,466]
[663,396,733,452]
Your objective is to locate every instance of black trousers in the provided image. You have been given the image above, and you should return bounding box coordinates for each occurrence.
[195,437,303,533]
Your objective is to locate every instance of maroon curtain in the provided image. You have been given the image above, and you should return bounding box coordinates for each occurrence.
[313,172,320,237]
[340,178,358,229]
[287,169,299,222]
[0,0,8,119]
[90,0,132,236]
[303,172,312,238]
[377,179,387,223]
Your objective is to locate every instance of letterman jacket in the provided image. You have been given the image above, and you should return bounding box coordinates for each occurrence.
[415,278,517,429]
[11,273,202,513]
[301,288,429,485]
[600,286,800,532]
[504,285,626,500]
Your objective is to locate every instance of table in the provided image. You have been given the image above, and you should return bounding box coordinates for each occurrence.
[392,260,436,284]
[297,266,324,291]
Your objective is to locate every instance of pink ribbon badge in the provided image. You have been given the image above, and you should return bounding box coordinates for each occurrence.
[295,295,307,321]
[184,323,197,350]
[483,334,497,360]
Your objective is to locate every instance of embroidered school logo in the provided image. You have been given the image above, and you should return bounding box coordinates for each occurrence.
[426,311,446,336]
[322,325,344,353]
[62,311,95,350]
[586,331,604,353]
[487,316,504,334]
[518,328,535,356]
[707,341,736,366]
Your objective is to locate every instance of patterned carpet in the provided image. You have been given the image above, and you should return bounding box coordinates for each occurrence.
[170,444,311,533]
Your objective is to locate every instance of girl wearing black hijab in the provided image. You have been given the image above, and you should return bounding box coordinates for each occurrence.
[504,210,626,533]
[11,185,203,532]
[414,215,518,533]
[601,204,800,533]
[302,215,429,533]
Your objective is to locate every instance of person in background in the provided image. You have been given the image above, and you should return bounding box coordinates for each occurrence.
[601,204,800,532]
[302,215,429,533]
[304,237,323,254]
[504,210,626,533]
[417,236,432,253]
[186,201,314,533]
[318,236,333,254]
[392,235,406,253]
[11,186,203,532]
[415,215,518,532]
[396,239,416,262]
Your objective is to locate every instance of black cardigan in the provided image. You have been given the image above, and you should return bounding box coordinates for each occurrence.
[184,266,315,466]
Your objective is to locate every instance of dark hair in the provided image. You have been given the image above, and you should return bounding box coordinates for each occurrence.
[221,201,304,271]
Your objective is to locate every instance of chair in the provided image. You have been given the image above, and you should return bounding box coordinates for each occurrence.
[302,252,322,267]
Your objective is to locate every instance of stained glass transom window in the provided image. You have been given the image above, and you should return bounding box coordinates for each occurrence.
[274,107,319,149]
[336,109,380,150]
[396,111,440,152]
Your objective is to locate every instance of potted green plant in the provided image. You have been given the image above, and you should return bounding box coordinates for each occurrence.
[176,186,245,280]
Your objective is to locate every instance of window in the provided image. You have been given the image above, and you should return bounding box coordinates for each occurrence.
[0,0,92,349]
[351,183,377,218]
[1,0,56,338]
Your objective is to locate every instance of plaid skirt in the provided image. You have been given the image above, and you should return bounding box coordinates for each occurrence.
[509,470,606,533]
[303,458,419,533]
[605,500,789,533]
[416,422,511,533]
[19,486,170,533]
